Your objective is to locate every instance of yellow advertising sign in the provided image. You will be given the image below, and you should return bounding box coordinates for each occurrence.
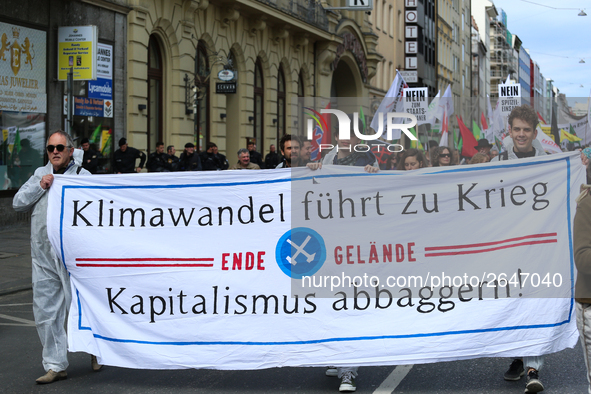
[57,26,97,81]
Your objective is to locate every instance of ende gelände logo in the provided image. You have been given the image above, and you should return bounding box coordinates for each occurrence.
[305,108,418,153]
[275,228,326,279]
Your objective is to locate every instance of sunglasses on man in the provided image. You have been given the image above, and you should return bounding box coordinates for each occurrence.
[46,144,71,153]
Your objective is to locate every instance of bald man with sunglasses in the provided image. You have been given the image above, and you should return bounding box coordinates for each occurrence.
[13,130,101,384]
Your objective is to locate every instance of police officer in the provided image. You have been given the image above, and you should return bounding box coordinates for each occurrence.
[178,142,202,171]
[147,142,170,172]
[113,138,146,173]
[200,142,228,171]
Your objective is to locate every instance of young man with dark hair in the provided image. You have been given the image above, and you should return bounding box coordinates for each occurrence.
[146,142,170,172]
[299,140,312,165]
[247,141,265,169]
[492,104,546,393]
[492,104,543,162]
[276,134,301,168]
[166,145,179,171]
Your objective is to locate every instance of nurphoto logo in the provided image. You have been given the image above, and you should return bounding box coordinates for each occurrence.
[306,108,417,153]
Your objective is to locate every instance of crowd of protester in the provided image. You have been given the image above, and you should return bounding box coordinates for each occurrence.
[13,104,591,393]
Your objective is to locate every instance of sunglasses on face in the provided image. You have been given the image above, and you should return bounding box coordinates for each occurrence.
[46,144,70,153]
[439,153,451,158]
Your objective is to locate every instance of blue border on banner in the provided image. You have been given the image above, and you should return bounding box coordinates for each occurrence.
[59,156,577,345]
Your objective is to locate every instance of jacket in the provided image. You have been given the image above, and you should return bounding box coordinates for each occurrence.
[575,185,591,302]
[113,146,146,173]
[490,139,546,161]
[13,161,91,286]
[178,152,202,171]
[147,151,171,172]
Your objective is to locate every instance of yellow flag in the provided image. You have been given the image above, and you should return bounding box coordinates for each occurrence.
[560,128,582,142]
[409,127,424,150]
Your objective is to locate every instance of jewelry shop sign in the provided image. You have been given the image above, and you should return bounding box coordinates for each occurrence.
[0,22,47,113]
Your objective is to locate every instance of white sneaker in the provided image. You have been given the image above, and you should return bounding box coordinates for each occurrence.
[339,371,356,392]
[326,366,338,377]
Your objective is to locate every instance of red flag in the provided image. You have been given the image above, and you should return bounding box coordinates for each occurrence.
[537,111,546,124]
[456,116,479,158]
[481,112,488,130]
[321,102,331,146]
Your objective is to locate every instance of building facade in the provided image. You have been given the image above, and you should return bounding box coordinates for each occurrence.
[368,0,404,114]
[126,0,385,162]
[0,0,129,226]
[471,0,497,100]
[1,0,399,225]
[489,9,518,102]
[518,47,531,105]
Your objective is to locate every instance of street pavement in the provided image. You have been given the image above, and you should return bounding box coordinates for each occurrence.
[0,223,590,393]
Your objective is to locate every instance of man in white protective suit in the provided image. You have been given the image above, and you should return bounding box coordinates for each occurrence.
[13,130,102,384]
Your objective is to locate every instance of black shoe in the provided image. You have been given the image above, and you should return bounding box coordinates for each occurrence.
[525,369,544,392]
[504,359,525,381]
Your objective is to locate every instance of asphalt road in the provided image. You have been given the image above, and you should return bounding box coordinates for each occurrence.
[1,290,588,394]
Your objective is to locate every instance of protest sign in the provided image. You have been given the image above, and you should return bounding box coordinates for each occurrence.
[403,87,428,125]
[48,153,584,369]
[498,83,521,127]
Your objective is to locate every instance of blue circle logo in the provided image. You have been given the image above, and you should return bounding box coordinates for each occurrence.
[275,227,326,279]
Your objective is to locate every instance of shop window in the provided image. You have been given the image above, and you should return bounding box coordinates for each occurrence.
[1,113,46,189]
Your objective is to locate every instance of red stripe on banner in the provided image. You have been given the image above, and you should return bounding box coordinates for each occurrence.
[424,239,557,257]
[424,233,557,252]
[76,258,214,262]
[76,263,214,267]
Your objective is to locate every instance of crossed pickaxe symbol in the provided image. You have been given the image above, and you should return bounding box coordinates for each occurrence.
[286,236,316,265]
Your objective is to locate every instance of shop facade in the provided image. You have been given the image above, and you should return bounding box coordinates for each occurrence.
[0,0,128,226]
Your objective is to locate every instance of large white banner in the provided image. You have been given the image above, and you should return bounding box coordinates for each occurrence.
[48,153,585,370]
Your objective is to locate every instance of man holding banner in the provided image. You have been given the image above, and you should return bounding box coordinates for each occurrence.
[12,130,100,384]
[492,105,545,162]
[491,105,546,392]
[308,114,378,391]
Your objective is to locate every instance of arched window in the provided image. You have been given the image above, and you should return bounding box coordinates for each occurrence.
[147,35,163,153]
[276,67,286,144]
[253,58,264,149]
[195,42,210,151]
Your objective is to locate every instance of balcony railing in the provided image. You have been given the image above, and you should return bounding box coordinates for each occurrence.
[254,0,329,30]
